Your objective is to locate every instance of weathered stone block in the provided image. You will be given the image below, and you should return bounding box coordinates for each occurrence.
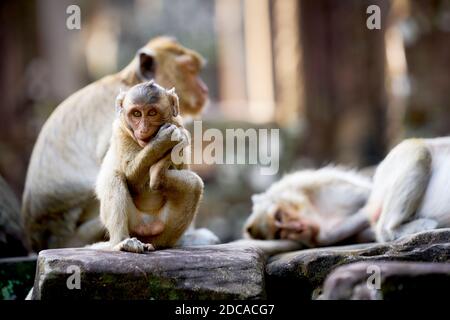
[265,229,450,299]
[321,261,450,300]
[32,244,267,300]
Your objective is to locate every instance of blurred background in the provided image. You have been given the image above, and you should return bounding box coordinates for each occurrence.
[1,0,450,243]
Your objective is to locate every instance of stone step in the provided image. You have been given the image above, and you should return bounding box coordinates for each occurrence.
[320,261,450,300]
[265,228,450,299]
[32,240,300,300]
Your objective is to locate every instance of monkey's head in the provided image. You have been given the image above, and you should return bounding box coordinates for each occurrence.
[116,80,179,148]
[243,192,320,247]
[123,36,209,117]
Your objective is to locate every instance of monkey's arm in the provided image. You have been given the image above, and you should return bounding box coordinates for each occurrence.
[316,209,371,246]
[149,154,172,190]
[123,124,182,182]
[149,125,191,190]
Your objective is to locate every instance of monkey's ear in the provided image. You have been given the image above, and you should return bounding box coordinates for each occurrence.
[115,90,126,115]
[167,87,180,117]
[136,48,156,81]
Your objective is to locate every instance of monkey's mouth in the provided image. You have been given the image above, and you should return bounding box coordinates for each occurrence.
[137,138,150,148]
[135,131,159,147]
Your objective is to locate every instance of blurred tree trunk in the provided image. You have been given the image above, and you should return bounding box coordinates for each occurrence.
[0,0,38,197]
[299,0,389,167]
[403,0,450,137]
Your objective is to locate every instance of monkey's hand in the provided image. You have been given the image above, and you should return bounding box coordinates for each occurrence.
[146,124,181,155]
[113,237,155,253]
[125,124,182,182]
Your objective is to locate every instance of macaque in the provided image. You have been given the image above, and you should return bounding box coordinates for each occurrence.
[248,137,450,246]
[363,137,450,242]
[243,167,374,247]
[22,37,211,251]
[91,81,202,253]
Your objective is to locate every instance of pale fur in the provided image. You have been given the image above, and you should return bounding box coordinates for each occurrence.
[365,137,450,242]
[244,167,372,246]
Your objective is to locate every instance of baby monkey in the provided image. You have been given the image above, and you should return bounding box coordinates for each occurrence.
[93,81,203,253]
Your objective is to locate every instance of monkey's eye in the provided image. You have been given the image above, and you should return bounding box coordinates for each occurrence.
[274,210,283,223]
[132,111,142,117]
[148,109,157,116]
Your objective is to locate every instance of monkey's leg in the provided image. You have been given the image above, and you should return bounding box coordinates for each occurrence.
[316,209,371,246]
[375,142,432,242]
[62,217,106,248]
[390,218,438,240]
[96,172,154,253]
[152,170,203,248]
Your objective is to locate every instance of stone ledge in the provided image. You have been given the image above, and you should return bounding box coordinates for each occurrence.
[28,230,450,300]
[321,261,450,300]
[265,229,450,299]
[32,243,273,300]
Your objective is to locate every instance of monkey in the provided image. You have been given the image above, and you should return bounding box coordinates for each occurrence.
[296,137,450,244]
[22,37,212,252]
[362,137,450,242]
[243,167,374,247]
[90,81,202,253]
[250,137,450,246]
[114,81,188,192]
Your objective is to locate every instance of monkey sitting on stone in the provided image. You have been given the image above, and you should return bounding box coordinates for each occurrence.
[243,167,374,247]
[22,37,213,251]
[92,81,202,253]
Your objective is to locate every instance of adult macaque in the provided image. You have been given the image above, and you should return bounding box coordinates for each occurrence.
[91,81,202,253]
[22,37,210,251]
[321,137,450,243]
[247,137,450,246]
[364,137,450,242]
[243,167,374,247]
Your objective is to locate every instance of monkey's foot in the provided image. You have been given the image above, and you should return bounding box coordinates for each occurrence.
[114,237,155,253]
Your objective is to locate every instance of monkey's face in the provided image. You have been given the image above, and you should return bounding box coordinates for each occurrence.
[124,103,163,147]
[172,53,209,115]
[244,193,319,246]
[134,37,208,117]
[118,81,179,148]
